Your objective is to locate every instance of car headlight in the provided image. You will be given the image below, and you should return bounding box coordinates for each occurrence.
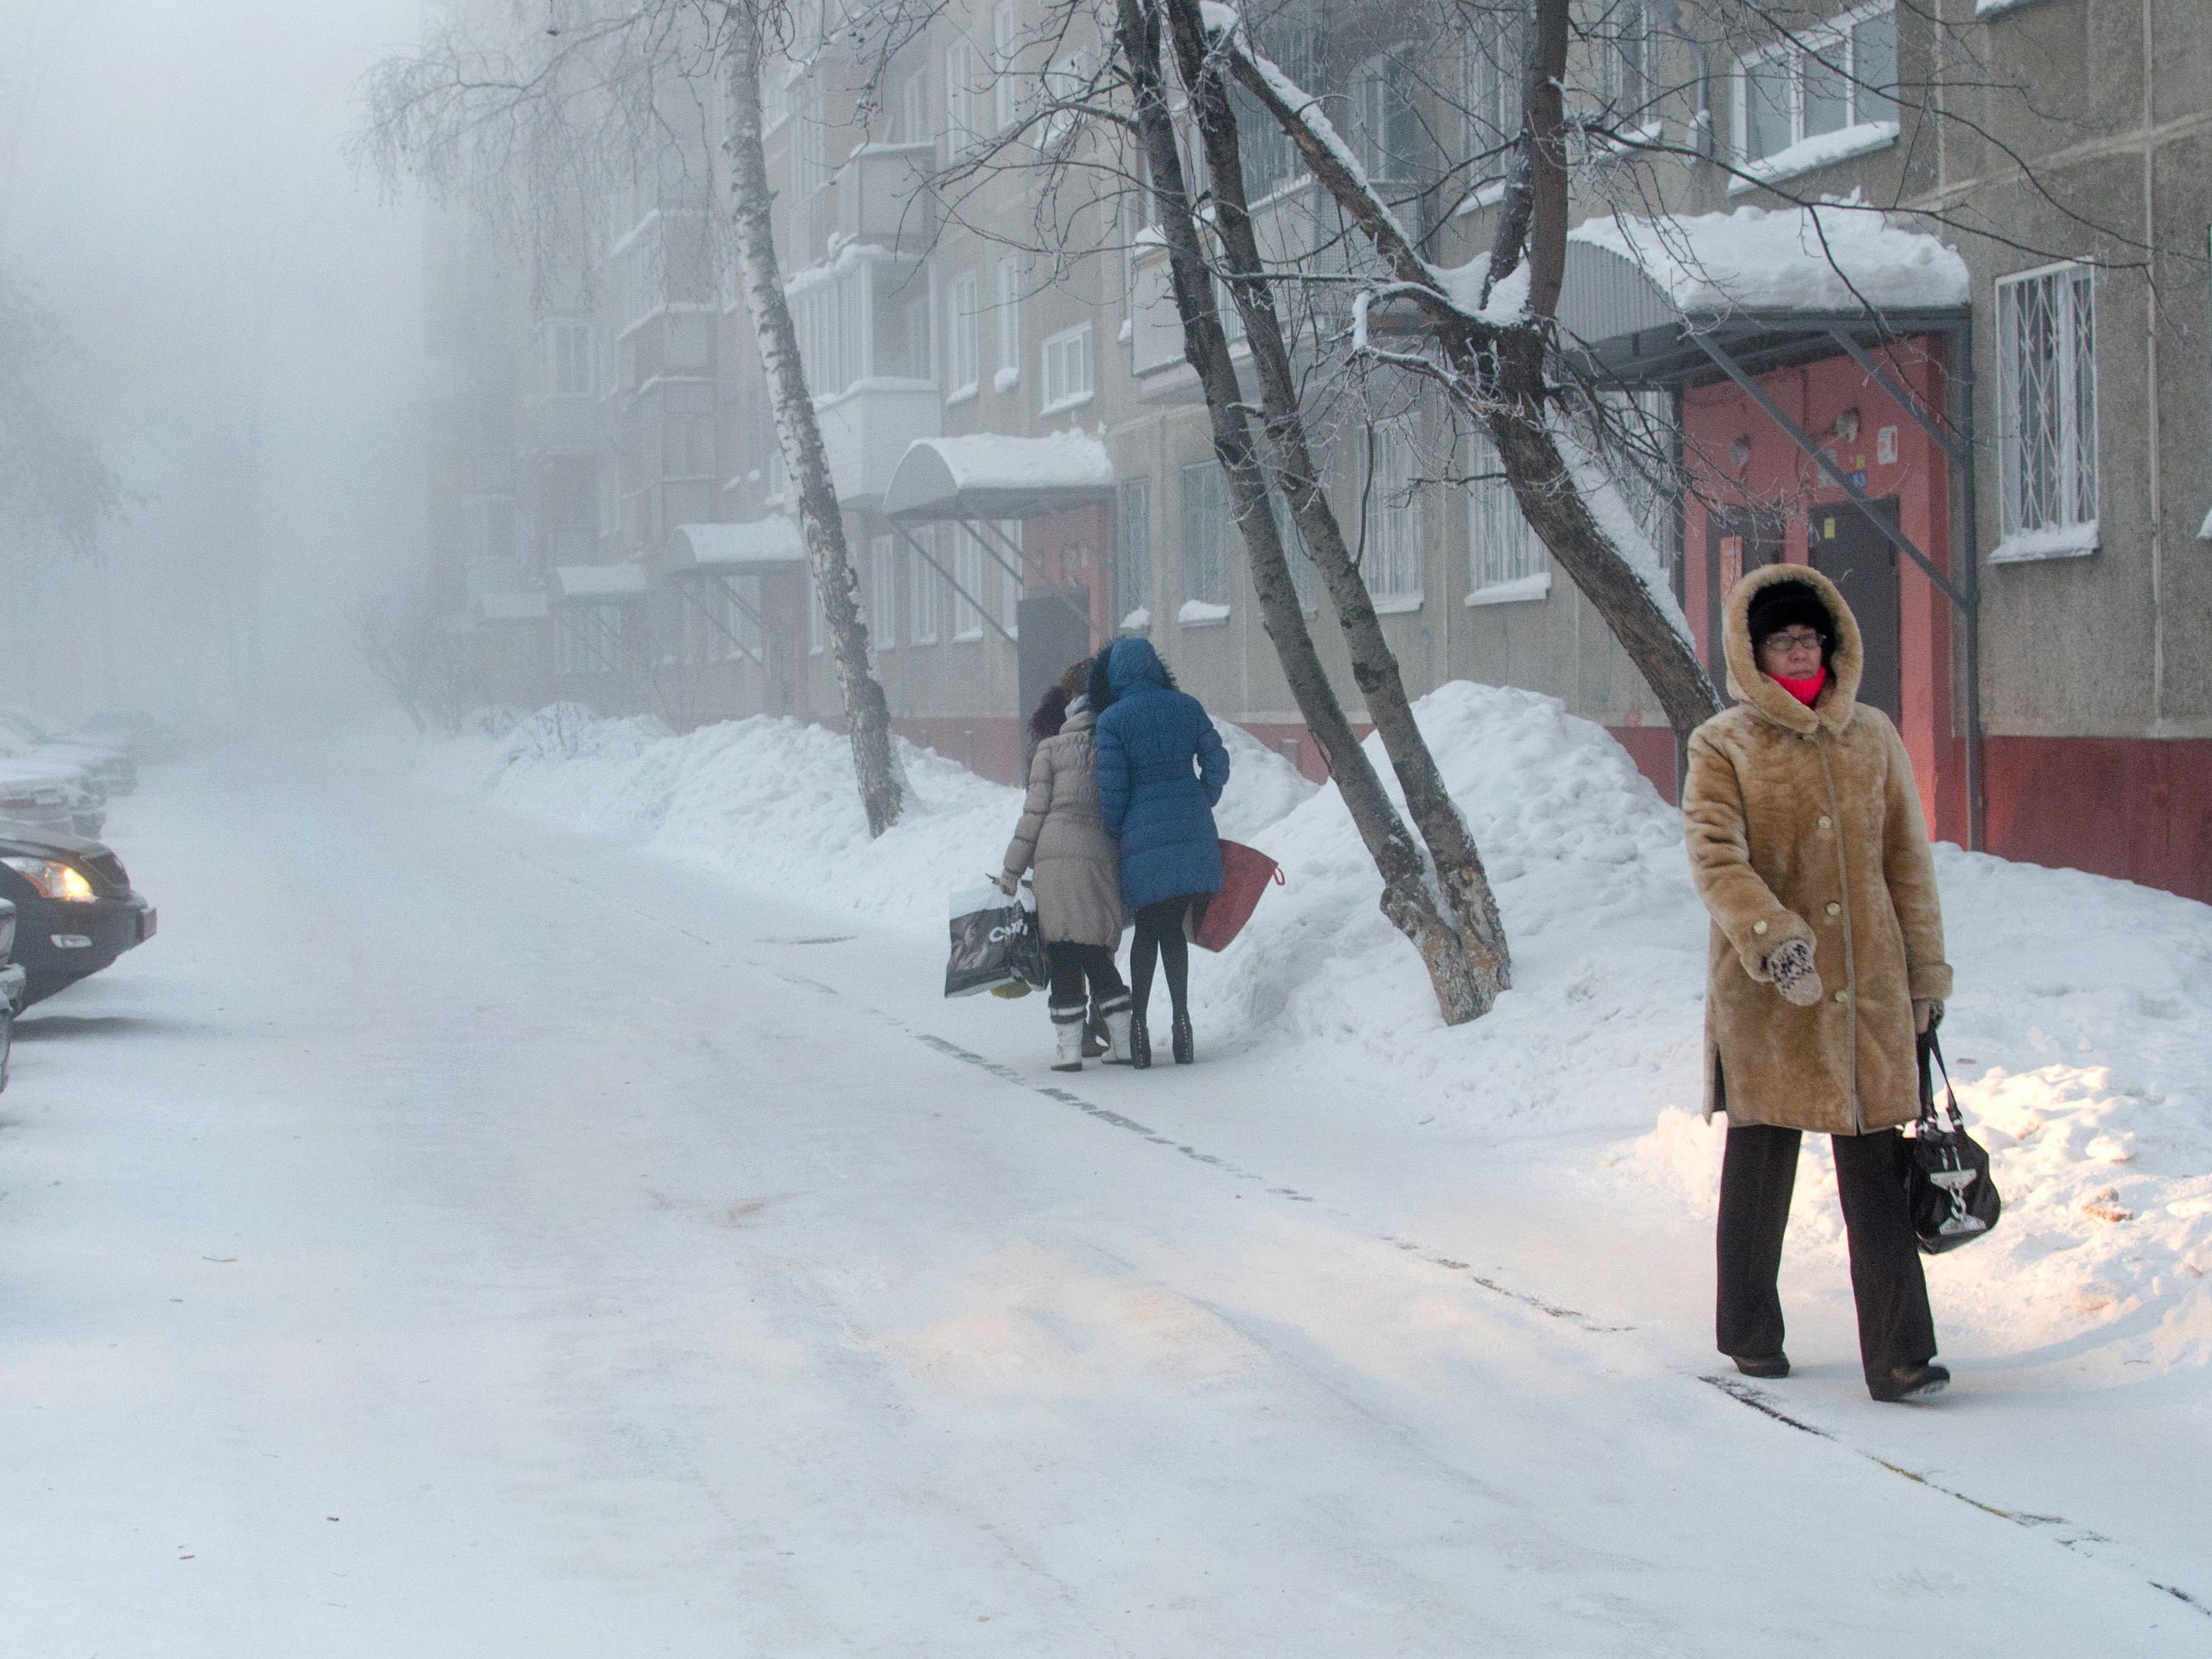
[2,856,96,901]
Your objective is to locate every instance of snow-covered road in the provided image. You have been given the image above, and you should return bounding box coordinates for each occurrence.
[2,747,2201,1655]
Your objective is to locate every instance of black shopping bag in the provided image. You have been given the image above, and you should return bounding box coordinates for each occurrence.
[944,884,1048,998]
[1900,1030,2002,1254]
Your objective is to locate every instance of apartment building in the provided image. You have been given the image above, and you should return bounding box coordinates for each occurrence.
[428,0,2212,903]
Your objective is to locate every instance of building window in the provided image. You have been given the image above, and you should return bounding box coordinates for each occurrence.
[951,524,986,640]
[945,41,976,150]
[870,534,897,648]
[807,568,826,655]
[1734,4,1897,174]
[1463,7,1527,159]
[1598,0,1655,126]
[1272,493,1321,612]
[555,606,622,675]
[545,320,594,397]
[1353,52,1418,184]
[1118,478,1152,627]
[993,2,1017,131]
[908,524,940,643]
[1994,261,2099,559]
[895,71,927,145]
[995,258,1021,388]
[997,519,1023,625]
[1466,427,1549,599]
[661,415,716,482]
[794,85,830,196]
[1040,322,1093,412]
[1180,460,1229,611]
[1365,427,1424,607]
[949,270,980,396]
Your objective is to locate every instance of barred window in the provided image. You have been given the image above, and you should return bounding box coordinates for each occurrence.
[1466,427,1548,596]
[1995,262,2098,558]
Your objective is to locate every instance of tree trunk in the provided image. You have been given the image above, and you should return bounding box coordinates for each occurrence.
[1162,0,1508,1009]
[723,8,906,836]
[1210,10,1721,742]
[1114,0,1485,1025]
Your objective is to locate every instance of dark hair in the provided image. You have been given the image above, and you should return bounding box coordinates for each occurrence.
[1058,657,1093,697]
[1028,684,1071,742]
[1746,579,1837,665]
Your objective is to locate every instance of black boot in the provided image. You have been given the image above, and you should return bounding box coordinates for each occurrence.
[1731,1352,1790,1379]
[1171,1010,1194,1065]
[1082,1007,1109,1058]
[1869,1361,1950,1403]
[1128,1010,1152,1069]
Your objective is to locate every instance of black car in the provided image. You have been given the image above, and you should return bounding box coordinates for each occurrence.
[0,827,155,1006]
[0,897,22,1089]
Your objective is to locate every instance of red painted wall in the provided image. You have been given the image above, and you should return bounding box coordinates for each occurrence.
[1985,737,2212,904]
[1681,339,1960,841]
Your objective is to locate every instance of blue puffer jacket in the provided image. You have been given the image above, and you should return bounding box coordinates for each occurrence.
[1093,638,1232,911]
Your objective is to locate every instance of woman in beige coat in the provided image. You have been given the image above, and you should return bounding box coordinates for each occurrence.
[1001,665,1132,1071]
[1684,563,1954,1404]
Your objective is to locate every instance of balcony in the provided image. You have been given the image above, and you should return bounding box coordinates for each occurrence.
[814,379,940,505]
[841,143,937,253]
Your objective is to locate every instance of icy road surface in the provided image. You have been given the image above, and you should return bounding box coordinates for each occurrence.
[0,747,2201,1655]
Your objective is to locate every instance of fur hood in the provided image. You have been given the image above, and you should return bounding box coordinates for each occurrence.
[1723,562,1864,737]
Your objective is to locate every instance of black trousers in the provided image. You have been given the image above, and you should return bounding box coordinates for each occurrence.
[1717,1123,1936,1384]
[1046,942,1126,1014]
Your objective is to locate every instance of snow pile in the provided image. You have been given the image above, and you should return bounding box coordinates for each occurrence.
[1572,200,1971,314]
[461,705,1315,935]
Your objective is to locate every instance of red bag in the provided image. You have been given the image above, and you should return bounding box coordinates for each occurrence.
[1187,839,1285,952]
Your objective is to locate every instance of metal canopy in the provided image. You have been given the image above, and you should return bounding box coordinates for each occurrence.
[657,518,805,580]
[881,433,1115,523]
[552,563,648,603]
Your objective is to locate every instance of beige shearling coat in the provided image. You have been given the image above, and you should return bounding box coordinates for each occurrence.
[1684,563,1953,1136]
[1002,706,1127,948]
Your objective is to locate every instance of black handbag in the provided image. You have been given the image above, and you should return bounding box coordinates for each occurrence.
[1900,1029,2002,1254]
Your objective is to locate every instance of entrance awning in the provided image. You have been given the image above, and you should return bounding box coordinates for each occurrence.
[881,432,1115,522]
[1560,205,1969,385]
[473,591,549,624]
[553,563,648,603]
[656,518,806,581]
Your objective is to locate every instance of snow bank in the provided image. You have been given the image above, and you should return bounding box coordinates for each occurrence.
[438,688,2212,1371]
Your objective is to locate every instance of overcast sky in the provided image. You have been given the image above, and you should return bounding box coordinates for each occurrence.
[2,0,428,724]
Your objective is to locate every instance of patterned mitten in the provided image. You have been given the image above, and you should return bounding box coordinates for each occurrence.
[1766,936,1824,1007]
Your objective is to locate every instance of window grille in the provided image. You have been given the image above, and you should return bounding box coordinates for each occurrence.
[1466,427,1547,592]
[1996,262,2099,549]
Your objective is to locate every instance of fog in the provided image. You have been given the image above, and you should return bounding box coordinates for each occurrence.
[1,0,426,729]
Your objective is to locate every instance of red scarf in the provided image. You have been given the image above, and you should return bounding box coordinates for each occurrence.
[1770,667,1827,707]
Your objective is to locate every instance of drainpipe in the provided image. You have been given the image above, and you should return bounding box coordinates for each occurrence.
[1952,320,1985,852]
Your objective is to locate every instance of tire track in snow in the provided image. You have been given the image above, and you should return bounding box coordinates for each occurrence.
[522,848,2211,1623]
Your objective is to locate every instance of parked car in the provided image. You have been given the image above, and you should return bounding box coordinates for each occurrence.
[68,709,184,766]
[0,708,136,796]
[0,896,22,1091]
[0,826,155,1006]
[0,757,100,838]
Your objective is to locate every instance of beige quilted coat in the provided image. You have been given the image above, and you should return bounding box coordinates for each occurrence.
[1001,706,1127,948]
[1683,563,1953,1135]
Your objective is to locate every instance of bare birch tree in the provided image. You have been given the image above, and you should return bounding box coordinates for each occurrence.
[364,1,908,834]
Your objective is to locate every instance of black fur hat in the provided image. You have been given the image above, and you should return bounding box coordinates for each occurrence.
[1745,577,1837,659]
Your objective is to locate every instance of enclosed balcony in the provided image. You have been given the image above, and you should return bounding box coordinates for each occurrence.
[787,246,940,504]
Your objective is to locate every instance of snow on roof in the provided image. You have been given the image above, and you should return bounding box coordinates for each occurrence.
[554,563,648,601]
[672,518,805,568]
[882,431,1115,522]
[1569,201,1970,316]
[475,592,550,623]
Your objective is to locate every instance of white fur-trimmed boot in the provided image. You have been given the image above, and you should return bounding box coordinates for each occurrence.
[1050,1003,1088,1072]
[1097,991,1134,1065]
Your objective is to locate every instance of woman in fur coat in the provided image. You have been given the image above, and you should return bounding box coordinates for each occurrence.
[1683,563,1954,1404]
[1001,661,1132,1072]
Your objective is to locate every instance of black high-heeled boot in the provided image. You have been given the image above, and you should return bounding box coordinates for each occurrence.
[1128,1010,1152,1069]
[1171,1010,1194,1065]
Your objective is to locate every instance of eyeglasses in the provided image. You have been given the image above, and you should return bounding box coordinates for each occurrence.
[1763,627,1824,652]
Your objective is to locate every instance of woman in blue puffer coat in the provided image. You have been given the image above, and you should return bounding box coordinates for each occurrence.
[1088,637,1231,1067]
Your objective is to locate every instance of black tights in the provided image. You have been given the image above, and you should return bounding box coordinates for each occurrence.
[1129,896,1195,1022]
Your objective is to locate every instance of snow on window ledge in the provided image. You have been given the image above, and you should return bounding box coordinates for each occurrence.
[1372,593,1425,615]
[945,384,978,406]
[1451,179,1510,218]
[953,626,986,643]
[994,366,1021,392]
[1117,317,1133,343]
[1178,599,1232,627]
[2196,504,2212,543]
[1119,606,1152,634]
[1730,121,1900,195]
[1040,390,1095,416]
[1975,0,2047,14]
[1465,572,1553,607]
[1989,521,2100,565]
